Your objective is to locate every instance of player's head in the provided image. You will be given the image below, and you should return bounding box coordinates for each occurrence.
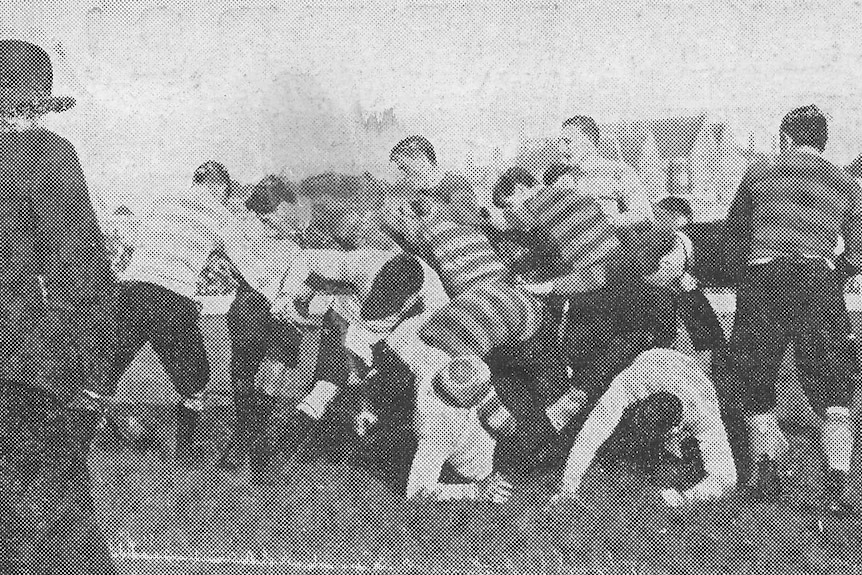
[245,175,308,234]
[492,166,539,208]
[560,115,600,165]
[193,161,236,201]
[390,135,437,184]
[631,391,683,447]
[432,354,493,409]
[653,196,693,231]
[359,253,425,325]
[779,104,828,153]
[543,163,577,188]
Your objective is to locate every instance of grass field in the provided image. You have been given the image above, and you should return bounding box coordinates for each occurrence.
[89,401,862,575]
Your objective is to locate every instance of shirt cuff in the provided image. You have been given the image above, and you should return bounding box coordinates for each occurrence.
[676,231,694,272]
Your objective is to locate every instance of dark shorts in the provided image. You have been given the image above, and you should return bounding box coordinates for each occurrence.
[729,259,856,414]
[97,281,209,399]
[226,284,303,384]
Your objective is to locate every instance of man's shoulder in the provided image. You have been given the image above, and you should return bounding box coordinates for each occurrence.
[762,152,859,194]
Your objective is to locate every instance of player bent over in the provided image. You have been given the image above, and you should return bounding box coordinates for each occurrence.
[351,313,513,502]
[254,248,448,477]
[551,348,737,509]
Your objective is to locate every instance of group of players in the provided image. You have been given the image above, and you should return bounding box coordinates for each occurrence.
[5,40,859,575]
[93,105,859,520]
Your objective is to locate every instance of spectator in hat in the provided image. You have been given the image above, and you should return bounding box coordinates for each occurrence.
[0,39,118,575]
[96,160,238,461]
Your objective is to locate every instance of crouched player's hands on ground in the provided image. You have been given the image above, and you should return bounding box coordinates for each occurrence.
[544,488,592,515]
[659,488,687,509]
[476,472,513,504]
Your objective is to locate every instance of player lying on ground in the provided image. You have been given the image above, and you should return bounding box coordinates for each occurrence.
[348,313,513,502]
[550,348,737,509]
[254,248,448,477]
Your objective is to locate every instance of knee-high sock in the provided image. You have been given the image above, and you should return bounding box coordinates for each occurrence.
[821,406,853,473]
[297,380,340,420]
[745,411,789,464]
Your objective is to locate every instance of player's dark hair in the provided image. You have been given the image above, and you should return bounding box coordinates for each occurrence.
[192,160,232,186]
[244,175,297,214]
[543,163,575,187]
[390,135,437,166]
[633,391,683,444]
[780,104,828,153]
[654,196,693,222]
[360,253,424,321]
[492,166,538,208]
[562,115,601,147]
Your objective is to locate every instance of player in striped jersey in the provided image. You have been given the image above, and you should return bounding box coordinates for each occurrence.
[216,175,312,471]
[483,165,679,453]
[551,348,737,509]
[252,248,449,477]
[99,161,237,460]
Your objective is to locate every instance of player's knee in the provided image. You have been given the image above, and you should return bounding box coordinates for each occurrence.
[432,355,493,408]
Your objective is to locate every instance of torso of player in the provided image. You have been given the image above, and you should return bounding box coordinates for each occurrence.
[224,217,303,303]
[123,186,232,298]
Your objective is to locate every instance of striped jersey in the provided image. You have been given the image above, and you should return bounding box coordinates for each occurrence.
[123,185,232,299]
[418,279,544,360]
[504,186,620,273]
[419,220,507,298]
[222,216,303,303]
[561,348,736,493]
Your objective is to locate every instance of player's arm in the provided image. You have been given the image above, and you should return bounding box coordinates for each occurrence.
[839,178,862,277]
[558,381,633,495]
[406,405,473,501]
[681,407,738,503]
[612,166,653,228]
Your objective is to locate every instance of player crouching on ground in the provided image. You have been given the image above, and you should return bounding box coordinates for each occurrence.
[550,348,737,510]
[349,313,513,503]
[254,248,448,478]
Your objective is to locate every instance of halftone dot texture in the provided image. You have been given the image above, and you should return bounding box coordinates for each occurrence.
[3,1,862,574]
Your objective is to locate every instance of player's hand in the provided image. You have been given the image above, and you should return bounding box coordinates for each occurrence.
[660,488,687,509]
[476,472,513,504]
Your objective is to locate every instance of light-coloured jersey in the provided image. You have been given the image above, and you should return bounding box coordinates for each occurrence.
[123,185,232,298]
[561,348,736,497]
[222,217,303,303]
[387,314,495,501]
[578,154,653,228]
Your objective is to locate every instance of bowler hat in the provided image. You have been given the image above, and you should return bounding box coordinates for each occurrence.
[1,39,75,117]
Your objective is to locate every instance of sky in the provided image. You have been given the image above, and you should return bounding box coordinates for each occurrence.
[3,0,862,211]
